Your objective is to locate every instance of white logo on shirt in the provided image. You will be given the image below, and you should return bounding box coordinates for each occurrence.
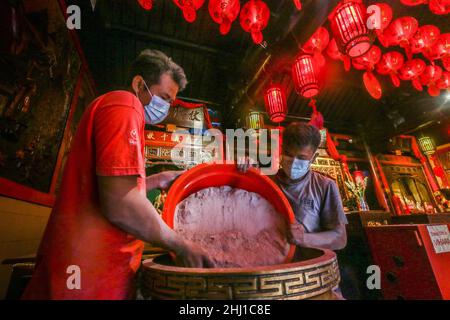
[129,129,138,145]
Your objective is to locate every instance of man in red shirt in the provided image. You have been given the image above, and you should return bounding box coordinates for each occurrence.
[22,50,212,300]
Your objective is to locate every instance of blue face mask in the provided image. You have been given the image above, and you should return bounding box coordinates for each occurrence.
[141,81,171,125]
[281,156,311,180]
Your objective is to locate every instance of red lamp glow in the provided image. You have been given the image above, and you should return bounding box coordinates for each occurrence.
[292,54,320,98]
[209,0,241,35]
[264,84,287,123]
[173,0,205,23]
[375,51,405,87]
[329,1,372,58]
[138,0,153,10]
[293,0,302,10]
[239,0,270,44]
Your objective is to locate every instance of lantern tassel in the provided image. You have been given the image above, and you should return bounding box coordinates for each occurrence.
[308,99,324,130]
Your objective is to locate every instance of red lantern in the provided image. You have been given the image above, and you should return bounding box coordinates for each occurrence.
[427,33,450,61]
[368,3,393,37]
[398,58,427,91]
[209,0,240,35]
[437,71,450,90]
[138,0,153,10]
[327,38,352,71]
[329,1,372,58]
[376,51,405,87]
[292,54,320,98]
[382,17,418,59]
[443,57,450,72]
[293,0,302,10]
[302,27,330,67]
[173,0,205,23]
[429,0,450,15]
[400,0,427,5]
[352,45,382,71]
[240,0,270,44]
[352,46,383,99]
[264,84,287,123]
[420,65,443,96]
[410,25,441,59]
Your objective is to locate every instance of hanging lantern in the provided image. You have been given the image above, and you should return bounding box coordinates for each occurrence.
[375,51,405,87]
[442,57,450,72]
[400,0,427,6]
[173,0,205,23]
[239,0,270,44]
[398,58,427,91]
[293,0,302,10]
[429,0,450,15]
[427,33,450,61]
[264,84,287,123]
[327,38,352,71]
[382,17,418,59]
[420,65,443,96]
[410,25,441,60]
[369,3,393,37]
[437,71,450,90]
[302,27,330,67]
[246,111,265,129]
[138,0,153,10]
[209,0,241,35]
[353,45,383,99]
[329,1,372,58]
[418,136,435,155]
[292,54,320,98]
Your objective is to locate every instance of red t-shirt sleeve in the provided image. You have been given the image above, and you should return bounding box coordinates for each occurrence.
[94,105,145,177]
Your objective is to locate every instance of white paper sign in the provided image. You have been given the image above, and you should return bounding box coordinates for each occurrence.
[427,225,450,254]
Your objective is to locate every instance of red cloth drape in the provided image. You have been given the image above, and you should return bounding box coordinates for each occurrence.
[172,99,213,129]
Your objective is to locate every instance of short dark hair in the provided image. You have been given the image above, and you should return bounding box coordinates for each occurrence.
[129,49,188,91]
[283,122,321,151]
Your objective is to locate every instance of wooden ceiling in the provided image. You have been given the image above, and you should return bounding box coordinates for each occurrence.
[76,0,450,144]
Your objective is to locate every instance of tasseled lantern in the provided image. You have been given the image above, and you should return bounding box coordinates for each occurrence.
[209,0,241,35]
[138,0,153,10]
[246,111,265,129]
[264,84,287,123]
[329,1,372,58]
[173,0,206,23]
[239,0,270,44]
[292,54,320,98]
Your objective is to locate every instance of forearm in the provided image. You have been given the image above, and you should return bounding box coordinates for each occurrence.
[145,176,159,191]
[101,189,185,253]
[300,225,347,250]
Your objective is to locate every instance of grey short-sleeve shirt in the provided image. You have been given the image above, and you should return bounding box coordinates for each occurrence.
[275,170,348,233]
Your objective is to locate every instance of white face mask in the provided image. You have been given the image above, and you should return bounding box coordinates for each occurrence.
[281,155,312,180]
[139,81,171,125]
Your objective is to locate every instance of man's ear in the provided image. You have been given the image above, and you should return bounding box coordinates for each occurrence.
[131,75,144,95]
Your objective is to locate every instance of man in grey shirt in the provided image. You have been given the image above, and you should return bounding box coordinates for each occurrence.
[238,122,348,250]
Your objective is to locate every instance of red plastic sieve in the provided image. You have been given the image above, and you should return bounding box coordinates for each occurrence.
[162,163,296,263]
